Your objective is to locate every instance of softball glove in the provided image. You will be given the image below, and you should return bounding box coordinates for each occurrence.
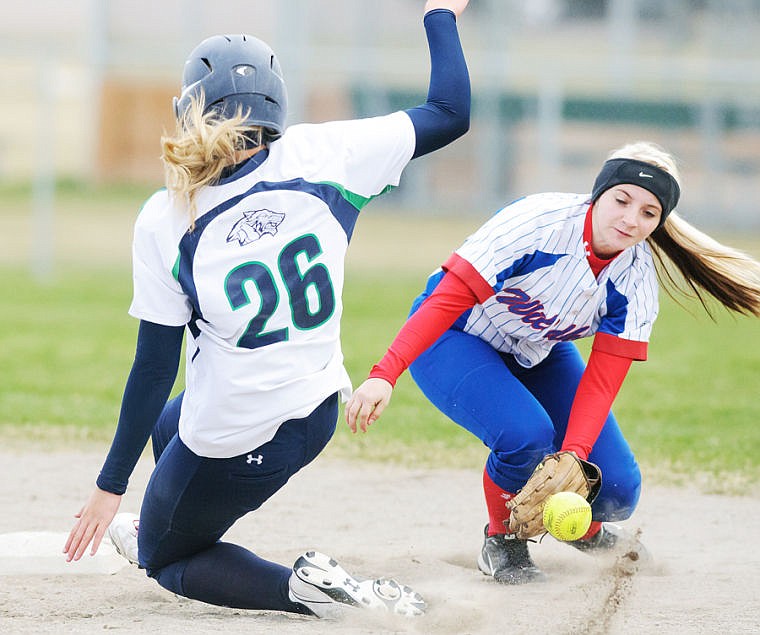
[506,451,602,539]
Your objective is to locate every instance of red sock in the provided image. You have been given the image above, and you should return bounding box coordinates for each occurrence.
[483,468,515,536]
[579,521,603,541]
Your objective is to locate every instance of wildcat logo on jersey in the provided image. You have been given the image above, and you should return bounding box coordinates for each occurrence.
[227,209,286,246]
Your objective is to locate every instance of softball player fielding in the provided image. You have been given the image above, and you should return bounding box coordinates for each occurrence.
[346,141,760,584]
[64,0,471,618]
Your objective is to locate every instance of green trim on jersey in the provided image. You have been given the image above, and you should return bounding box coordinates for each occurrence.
[320,180,395,210]
[172,252,181,281]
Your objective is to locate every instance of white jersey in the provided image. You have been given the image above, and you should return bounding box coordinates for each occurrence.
[129,112,416,457]
[446,192,659,367]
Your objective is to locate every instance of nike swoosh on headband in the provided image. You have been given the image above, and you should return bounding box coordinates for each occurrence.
[591,158,681,229]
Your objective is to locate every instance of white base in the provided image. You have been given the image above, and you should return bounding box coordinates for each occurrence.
[0,531,130,575]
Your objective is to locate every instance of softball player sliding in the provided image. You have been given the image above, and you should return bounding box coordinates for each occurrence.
[64,0,471,617]
[346,141,760,584]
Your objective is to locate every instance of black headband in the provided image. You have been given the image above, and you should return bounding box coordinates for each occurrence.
[591,158,680,228]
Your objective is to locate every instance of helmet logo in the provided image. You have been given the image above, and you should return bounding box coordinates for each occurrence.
[227,209,286,246]
[233,64,255,76]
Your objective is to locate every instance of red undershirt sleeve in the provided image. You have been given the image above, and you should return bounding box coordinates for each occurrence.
[592,330,648,360]
[368,256,490,386]
[560,341,635,460]
[441,253,495,302]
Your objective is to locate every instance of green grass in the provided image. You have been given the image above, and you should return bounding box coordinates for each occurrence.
[1,185,759,492]
[612,297,760,491]
[337,270,489,468]
[2,263,757,491]
[0,266,136,441]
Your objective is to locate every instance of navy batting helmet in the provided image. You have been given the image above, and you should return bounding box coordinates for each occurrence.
[173,34,287,140]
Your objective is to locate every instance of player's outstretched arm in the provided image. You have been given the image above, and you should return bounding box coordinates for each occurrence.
[345,378,394,433]
[64,321,182,562]
[63,487,122,561]
[424,0,470,17]
[409,0,470,158]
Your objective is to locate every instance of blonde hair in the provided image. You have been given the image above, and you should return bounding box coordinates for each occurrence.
[161,94,264,229]
[608,141,760,317]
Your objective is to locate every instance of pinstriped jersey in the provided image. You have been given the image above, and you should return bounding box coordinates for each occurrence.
[128,112,416,457]
[426,192,659,368]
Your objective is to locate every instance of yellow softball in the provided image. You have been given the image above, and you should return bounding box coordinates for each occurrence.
[542,491,592,541]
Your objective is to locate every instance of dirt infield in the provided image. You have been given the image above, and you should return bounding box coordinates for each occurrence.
[1,446,758,634]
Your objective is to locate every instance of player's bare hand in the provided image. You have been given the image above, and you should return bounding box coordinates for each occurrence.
[64,488,122,562]
[345,378,394,433]
[424,0,469,18]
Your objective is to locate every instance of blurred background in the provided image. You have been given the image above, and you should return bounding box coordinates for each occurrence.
[2,0,760,272]
[1,1,758,479]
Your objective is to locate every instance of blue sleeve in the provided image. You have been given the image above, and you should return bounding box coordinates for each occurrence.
[406,9,471,159]
[96,320,184,495]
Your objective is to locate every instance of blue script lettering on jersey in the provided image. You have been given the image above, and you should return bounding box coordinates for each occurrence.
[544,324,589,341]
[497,288,557,329]
[497,288,589,341]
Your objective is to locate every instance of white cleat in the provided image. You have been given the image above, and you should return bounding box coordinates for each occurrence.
[106,513,140,566]
[288,550,426,619]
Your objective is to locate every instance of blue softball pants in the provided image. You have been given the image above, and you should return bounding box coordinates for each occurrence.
[136,391,338,612]
[409,329,641,521]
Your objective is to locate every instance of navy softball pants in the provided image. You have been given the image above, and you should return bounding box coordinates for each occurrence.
[136,391,338,612]
[409,329,641,521]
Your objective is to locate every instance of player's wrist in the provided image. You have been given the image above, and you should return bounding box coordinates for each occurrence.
[95,474,127,496]
[368,366,398,388]
[423,7,456,21]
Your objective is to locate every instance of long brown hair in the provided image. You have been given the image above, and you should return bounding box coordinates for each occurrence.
[609,141,760,317]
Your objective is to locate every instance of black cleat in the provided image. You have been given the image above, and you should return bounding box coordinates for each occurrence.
[477,524,546,584]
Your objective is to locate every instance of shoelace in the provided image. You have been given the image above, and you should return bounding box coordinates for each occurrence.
[503,539,533,568]
[489,534,534,569]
